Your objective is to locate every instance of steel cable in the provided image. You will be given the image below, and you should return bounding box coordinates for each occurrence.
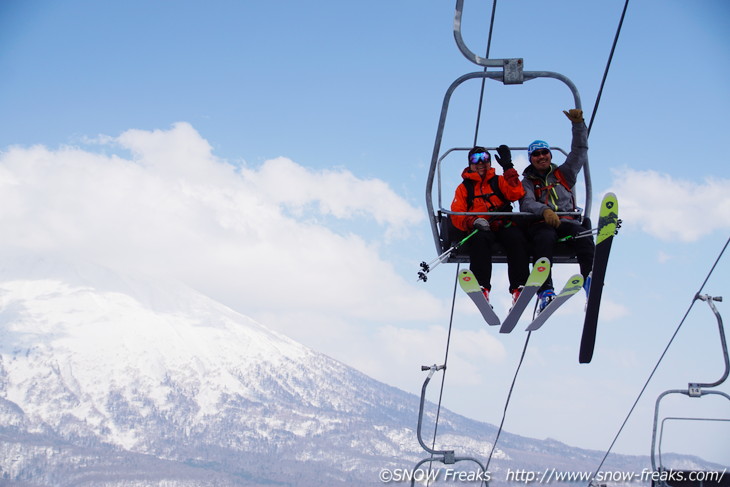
[424,263,461,485]
[587,0,630,138]
[587,236,729,484]
[472,0,498,146]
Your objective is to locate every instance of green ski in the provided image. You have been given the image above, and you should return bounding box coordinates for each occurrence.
[499,257,551,333]
[579,192,620,363]
[458,269,501,326]
[525,274,583,331]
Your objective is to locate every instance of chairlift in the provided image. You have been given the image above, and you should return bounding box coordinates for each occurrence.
[649,295,730,487]
[424,0,593,266]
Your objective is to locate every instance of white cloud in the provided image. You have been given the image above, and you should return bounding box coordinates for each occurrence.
[596,297,630,322]
[608,168,730,242]
[241,157,420,240]
[0,123,438,332]
[374,324,507,387]
[657,251,672,264]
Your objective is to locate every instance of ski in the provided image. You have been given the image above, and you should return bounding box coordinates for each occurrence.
[499,257,551,334]
[458,269,501,326]
[525,274,583,331]
[579,192,620,363]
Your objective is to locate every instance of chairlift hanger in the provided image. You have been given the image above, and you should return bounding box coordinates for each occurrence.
[650,295,730,483]
[425,0,592,264]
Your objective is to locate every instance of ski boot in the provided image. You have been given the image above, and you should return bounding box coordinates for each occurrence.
[537,288,556,315]
[510,286,523,310]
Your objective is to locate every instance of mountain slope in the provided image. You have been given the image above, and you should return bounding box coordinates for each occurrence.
[0,255,722,486]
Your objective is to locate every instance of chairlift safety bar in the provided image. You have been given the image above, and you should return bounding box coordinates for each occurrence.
[656,416,730,469]
[436,146,582,219]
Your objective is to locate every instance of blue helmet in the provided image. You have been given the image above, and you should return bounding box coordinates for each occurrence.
[527,140,550,158]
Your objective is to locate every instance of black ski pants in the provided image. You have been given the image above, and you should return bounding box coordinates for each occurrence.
[467,224,530,294]
[528,220,595,292]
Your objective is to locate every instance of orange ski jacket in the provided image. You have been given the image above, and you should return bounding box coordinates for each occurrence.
[450,166,524,232]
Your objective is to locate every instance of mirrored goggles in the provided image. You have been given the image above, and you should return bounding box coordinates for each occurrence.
[469,152,490,164]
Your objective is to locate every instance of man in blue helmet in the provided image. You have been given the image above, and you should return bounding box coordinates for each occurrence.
[520,109,595,313]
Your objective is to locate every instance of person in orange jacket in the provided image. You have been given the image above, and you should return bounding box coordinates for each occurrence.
[451,145,530,306]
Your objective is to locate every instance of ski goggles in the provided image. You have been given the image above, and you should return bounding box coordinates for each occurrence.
[468,152,490,164]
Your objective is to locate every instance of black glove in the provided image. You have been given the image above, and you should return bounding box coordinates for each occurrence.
[494,145,513,170]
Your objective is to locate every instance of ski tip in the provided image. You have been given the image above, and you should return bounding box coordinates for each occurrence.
[458,269,472,282]
[528,257,550,282]
[565,274,583,290]
[601,193,618,210]
[525,322,539,332]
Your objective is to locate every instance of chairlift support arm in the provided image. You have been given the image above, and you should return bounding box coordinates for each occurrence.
[454,2,516,71]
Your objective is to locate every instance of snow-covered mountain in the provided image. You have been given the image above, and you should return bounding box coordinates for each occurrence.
[0,254,722,486]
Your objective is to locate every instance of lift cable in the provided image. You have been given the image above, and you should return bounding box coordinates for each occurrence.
[467,0,632,476]
[483,332,532,478]
[464,0,533,474]
[424,263,461,482]
[429,0,632,480]
[423,4,504,480]
[472,0,498,146]
[469,1,541,477]
[587,0,630,138]
[587,235,730,485]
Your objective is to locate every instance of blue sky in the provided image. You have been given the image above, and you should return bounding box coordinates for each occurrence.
[1,0,728,468]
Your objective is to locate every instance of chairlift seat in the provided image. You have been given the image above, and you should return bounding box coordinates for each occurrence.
[437,213,588,264]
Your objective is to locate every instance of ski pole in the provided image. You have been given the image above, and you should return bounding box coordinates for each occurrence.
[557,228,598,243]
[557,218,622,243]
[418,229,478,282]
